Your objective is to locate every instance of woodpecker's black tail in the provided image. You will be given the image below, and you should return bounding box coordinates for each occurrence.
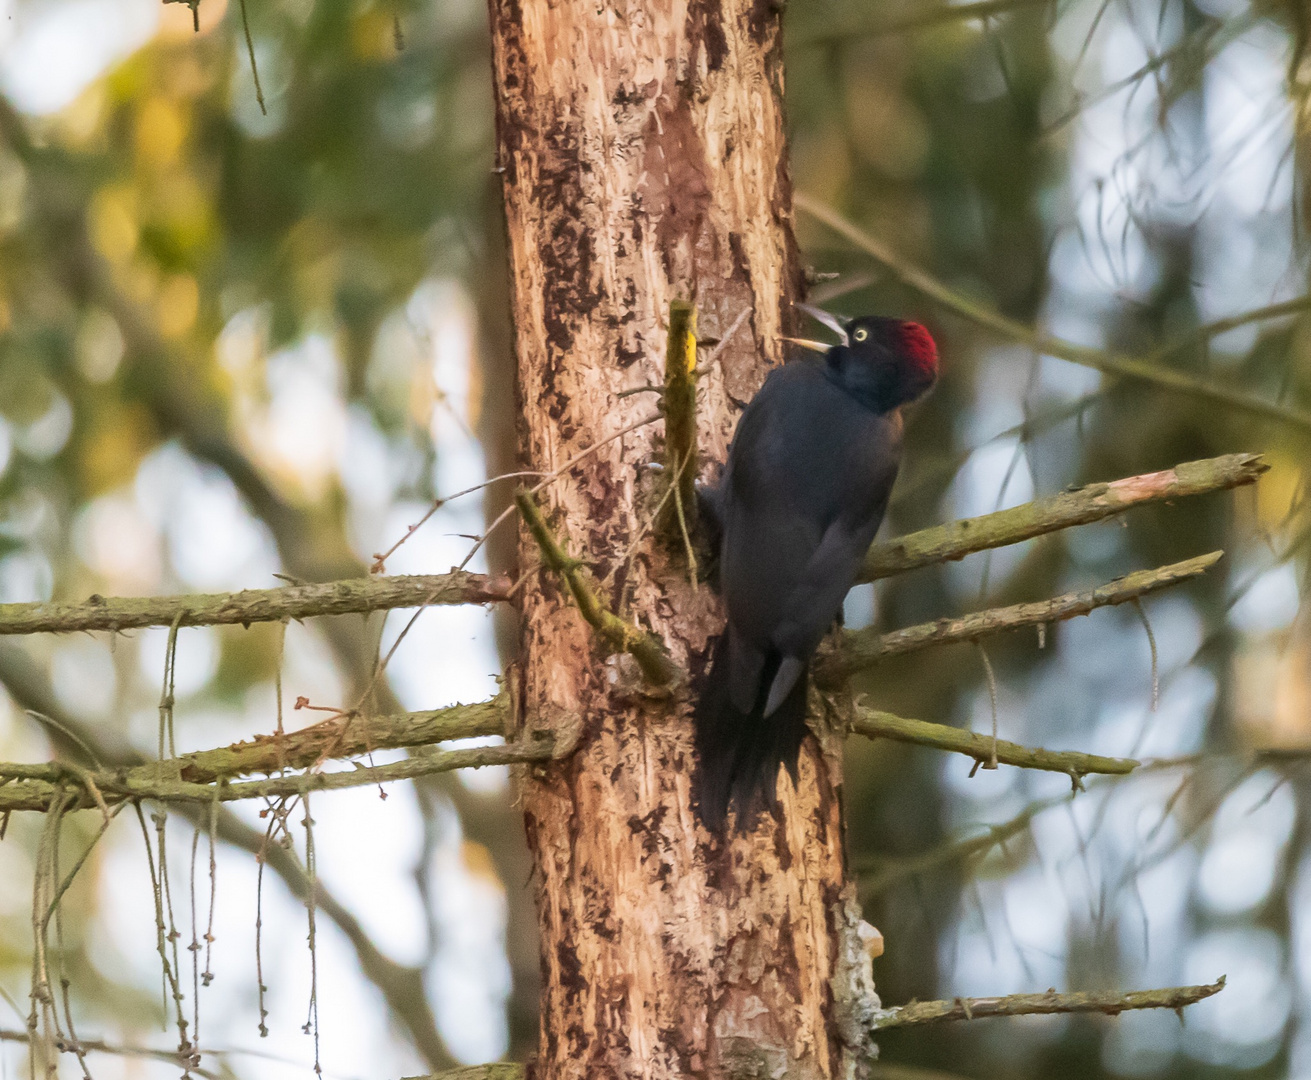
[692,633,809,836]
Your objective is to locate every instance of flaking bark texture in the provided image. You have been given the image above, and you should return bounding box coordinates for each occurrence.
[487,1,872,1076]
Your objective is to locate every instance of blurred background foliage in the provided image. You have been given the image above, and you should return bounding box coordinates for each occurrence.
[0,0,1309,1076]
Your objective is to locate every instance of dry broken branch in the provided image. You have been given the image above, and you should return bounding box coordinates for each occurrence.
[861,454,1262,581]
[869,978,1225,1030]
[823,552,1222,684]
[0,572,511,637]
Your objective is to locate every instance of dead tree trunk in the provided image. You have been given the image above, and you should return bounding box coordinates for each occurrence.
[488,2,879,1075]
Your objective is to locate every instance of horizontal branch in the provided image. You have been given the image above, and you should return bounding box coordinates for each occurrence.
[515,489,680,686]
[0,694,559,813]
[861,454,1262,581]
[824,552,1222,684]
[4,696,506,788]
[850,707,1138,779]
[0,572,512,636]
[870,978,1224,1030]
[0,456,1254,642]
[797,191,1311,433]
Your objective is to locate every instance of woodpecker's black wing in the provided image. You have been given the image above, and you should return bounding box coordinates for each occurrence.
[693,357,903,831]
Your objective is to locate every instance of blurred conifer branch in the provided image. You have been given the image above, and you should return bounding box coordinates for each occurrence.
[796,192,1311,432]
[792,0,1052,47]
[854,794,1067,898]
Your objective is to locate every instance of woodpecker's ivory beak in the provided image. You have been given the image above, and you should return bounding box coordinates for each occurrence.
[794,302,850,346]
[780,336,832,354]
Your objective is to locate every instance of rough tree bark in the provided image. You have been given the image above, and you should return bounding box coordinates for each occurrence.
[488,2,879,1077]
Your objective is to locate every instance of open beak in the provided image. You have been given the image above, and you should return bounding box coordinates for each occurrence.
[780,336,833,354]
[794,302,850,346]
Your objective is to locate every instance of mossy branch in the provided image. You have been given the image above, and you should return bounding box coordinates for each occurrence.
[659,299,699,549]
[822,552,1222,685]
[515,489,680,686]
[850,707,1138,780]
[861,454,1263,582]
[870,978,1225,1030]
[0,572,511,636]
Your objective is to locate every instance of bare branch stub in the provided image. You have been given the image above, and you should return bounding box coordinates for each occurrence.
[870,978,1225,1030]
[659,299,699,550]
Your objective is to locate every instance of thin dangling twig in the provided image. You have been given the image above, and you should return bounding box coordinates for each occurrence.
[1131,598,1159,712]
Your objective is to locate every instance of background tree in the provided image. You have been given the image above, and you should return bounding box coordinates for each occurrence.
[0,0,1305,1077]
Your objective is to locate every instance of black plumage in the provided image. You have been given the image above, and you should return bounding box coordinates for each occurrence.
[693,314,939,834]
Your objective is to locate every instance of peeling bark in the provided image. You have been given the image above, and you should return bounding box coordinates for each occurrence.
[487,1,875,1076]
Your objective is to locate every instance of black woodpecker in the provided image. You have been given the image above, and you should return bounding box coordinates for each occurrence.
[693,311,939,834]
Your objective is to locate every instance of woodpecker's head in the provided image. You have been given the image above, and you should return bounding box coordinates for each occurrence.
[786,305,939,412]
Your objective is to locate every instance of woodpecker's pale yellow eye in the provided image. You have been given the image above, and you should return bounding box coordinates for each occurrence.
[853,327,869,342]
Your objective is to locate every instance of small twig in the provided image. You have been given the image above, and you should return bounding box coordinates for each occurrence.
[975,643,999,770]
[870,978,1225,1030]
[458,411,662,573]
[369,471,546,573]
[671,454,699,585]
[237,0,265,115]
[696,307,751,375]
[514,489,680,687]
[1132,599,1159,711]
[301,793,321,1076]
[856,794,1068,898]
